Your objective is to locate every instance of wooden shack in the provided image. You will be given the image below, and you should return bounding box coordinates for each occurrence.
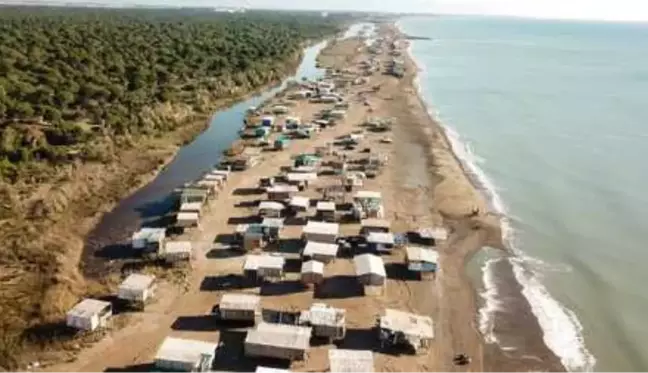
[353,254,386,287]
[244,323,312,361]
[299,303,346,341]
[328,349,374,372]
[131,227,166,253]
[66,298,112,332]
[316,201,336,222]
[216,293,261,323]
[244,254,286,281]
[300,260,324,286]
[117,273,156,310]
[154,337,217,372]
[302,241,339,264]
[302,221,339,244]
[378,309,434,353]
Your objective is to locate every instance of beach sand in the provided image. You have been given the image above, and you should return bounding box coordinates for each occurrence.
[44,23,563,372]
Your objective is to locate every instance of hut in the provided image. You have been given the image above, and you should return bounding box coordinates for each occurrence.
[267,184,299,202]
[299,303,346,341]
[258,201,285,219]
[131,227,166,253]
[240,224,266,251]
[302,221,339,244]
[117,273,156,310]
[353,254,386,287]
[179,188,209,205]
[366,232,396,252]
[209,168,230,181]
[360,219,390,235]
[261,115,275,127]
[286,172,318,190]
[344,172,365,191]
[300,260,324,286]
[405,246,439,277]
[378,309,434,353]
[202,173,226,188]
[162,241,193,263]
[294,154,321,168]
[272,105,290,114]
[302,241,338,263]
[261,218,284,240]
[215,293,261,323]
[244,254,286,281]
[66,298,112,331]
[179,201,203,215]
[256,367,291,373]
[352,191,384,220]
[319,95,339,104]
[328,349,374,372]
[154,337,217,372]
[315,201,336,222]
[195,179,221,195]
[417,227,448,245]
[329,110,347,119]
[275,136,290,150]
[244,323,312,361]
[176,212,200,229]
[289,196,310,213]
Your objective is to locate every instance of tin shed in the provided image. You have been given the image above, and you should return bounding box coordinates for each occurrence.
[302,221,339,244]
[217,293,261,322]
[244,323,312,360]
[353,254,386,286]
[405,246,439,274]
[302,241,338,263]
[162,241,192,262]
[66,298,112,331]
[378,309,434,353]
[154,337,217,372]
[244,254,286,281]
[299,303,346,340]
[117,273,156,309]
[131,227,166,253]
[300,260,324,285]
[258,201,285,218]
[328,349,374,372]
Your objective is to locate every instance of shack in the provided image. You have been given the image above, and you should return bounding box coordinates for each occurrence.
[267,184,299,202]
[179,201,203,215]
[162,241,192,263]
[302,241,338,263]
[239,224,266,251]
[244,254,286,281]
[258,201,285,219]
[215,293,261,323]
[405,246,439,277]
[256,367,291,373]
[316,201,336,222]
[286,172,318,190]
[328,349,374,373]
[366,232,396,252]
[272,105,289,114]
[66,298,112,332]
[154,337,217,372]
[179,188,209,205]
[352,191,384,220]
[417,227,448,245]
[176,212,200,229]
[353,254,386,287]
[378,309,435,353]
[294,154,321,168]
[261,218,284,240]
[300,260,324,286]
[261,115,275,127]
[275,136,290,151]
[244,323,312,361]
[302,221,339,244]
[360,219,390,235]
[117,273,156,310]
[131,227,166,253]
[299,303,346,341]
[329,109,347,119]
[209,168,230,181]
[289,196,310,213]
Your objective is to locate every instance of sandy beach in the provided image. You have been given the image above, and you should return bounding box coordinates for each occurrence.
[43,22,562,372]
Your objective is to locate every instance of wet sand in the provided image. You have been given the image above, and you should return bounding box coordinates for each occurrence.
[45,23,563,372]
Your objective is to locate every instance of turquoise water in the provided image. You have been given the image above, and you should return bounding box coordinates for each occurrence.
[400,16,648,371]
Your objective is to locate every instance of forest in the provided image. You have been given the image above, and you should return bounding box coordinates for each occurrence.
[0,6,349,180]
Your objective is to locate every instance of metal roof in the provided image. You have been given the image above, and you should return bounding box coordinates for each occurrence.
[286,173,318,182]
[258,201,286,211]
[261,218,285,229]
[267,185,300,193]
[132,227,166,242]
[366,232,395,245]
[418,227,448,241]
[303,221,339,236]
[155,337,217,365]
[119,273,155,292]
[301,260,324,274]
[300,303,345,327]
[176,212,200,222]
[244,254,286,271]
[245,323,312,351]
[353,254,386,277]
[303,241,338,257]
[289,196,310,208]
[405,246,439,264]
[180,202,203,212]
[255,367,291,373]
[360,219,390,229]
[353,191,382,200]
[316,201,336,211]
[67,298,111,319]
[379,309,434,339]
[220,293,261,311]
[164,241,192,254]
[328,349,374,373]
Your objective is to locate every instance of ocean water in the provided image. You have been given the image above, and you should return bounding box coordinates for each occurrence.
[399,16,648,371]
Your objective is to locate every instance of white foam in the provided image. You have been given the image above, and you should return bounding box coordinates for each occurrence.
[401,23,596,372]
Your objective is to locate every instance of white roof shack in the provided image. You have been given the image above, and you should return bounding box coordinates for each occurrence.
[244,254,286,272]
[316,201,336,212]
[117,273,155,302]
[353,254,386,278]
[366,232,395,245]
[267,185,300,194]
[203,173,226,183]
[361,219,390,230]
[256,367,291,373]
[66,298,112,331]
[245,322,312,355]
[303,221,339,237]
[301,260,324,275]
[163,241,192,257]
[405,246,439,264]
[131,227,166,249]
[154,337,217,372]
[303,241,339,259]
[354,191,382,200]
[286,173,318,182]
[300,303,345,329]
[418,227,448,241]
[180,202,203,214]
[176,212,200,226]
[258,201,286,211]
[380,309,435,340]
[220,293,261,312]
[289,196,310,209]
[209,169,230,180]
[329,349,375,372]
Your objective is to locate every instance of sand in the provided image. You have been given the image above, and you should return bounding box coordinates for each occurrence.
[42,23,560,372]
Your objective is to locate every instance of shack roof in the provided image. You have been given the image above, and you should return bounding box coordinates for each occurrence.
[267,185,299,194]
[220,293,261,311]
[286,173,318,182]
[245,322,312,351]
[303,221,339,237]
[203,173,226,182]
[366,232,395,245]
[164,241,192,255]
[405,246,439,264]
[256,367,291,373]
[353,254,386,278]
[132,227,166,242]
[316,201,336,212]
[361,219,390,229]
[303,241,338,258]
[292,165,318,173]
[176,212,200,222]
[209,169,230,178]
[301,260,324,274]
[180,202,203,212]
[328,349,374,373]
[261,218,285,229]
[258,201,286,211]
[300,303,345,327]
[119,273,155,292]
[380,309,434,339]
[289,196,310,208]
[418,227,448,241]
[67,298,111,318]
[155,337,217,365]
[244,254,286,271]
[354,191,382,200]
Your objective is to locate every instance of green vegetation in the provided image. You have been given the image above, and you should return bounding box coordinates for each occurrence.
[0,6,352,368]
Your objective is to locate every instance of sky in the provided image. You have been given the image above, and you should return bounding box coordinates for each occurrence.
[6,0,648,22]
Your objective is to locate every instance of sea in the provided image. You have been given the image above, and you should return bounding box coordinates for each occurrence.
[399,15,648,371]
